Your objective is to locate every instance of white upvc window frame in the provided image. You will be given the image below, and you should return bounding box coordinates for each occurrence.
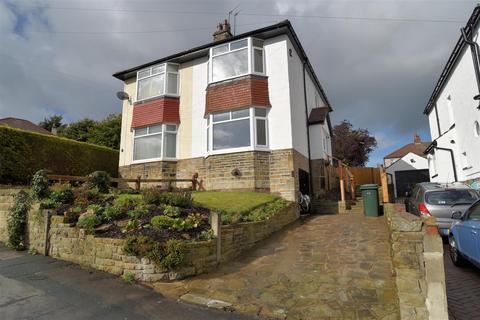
[132,123,178,163]
[206,107,269,155]
[208,37,265,84]
[135,63,180,103]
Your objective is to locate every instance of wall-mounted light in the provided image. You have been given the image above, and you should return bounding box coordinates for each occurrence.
[410,159,416,163]
[450,140,456,144]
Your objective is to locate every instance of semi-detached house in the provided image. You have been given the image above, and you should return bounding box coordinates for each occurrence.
[113,20,333,201]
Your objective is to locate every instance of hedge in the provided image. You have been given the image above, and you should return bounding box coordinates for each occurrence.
[0,126,119,185]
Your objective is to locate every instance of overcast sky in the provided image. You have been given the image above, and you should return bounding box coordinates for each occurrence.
[0,0,477,165]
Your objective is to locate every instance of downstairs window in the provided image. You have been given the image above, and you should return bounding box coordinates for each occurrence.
[133,124,177,161]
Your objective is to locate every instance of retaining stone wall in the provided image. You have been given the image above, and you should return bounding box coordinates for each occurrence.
[384,203,448,320]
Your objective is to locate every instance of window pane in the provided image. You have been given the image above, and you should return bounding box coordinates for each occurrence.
[152,65,165,74]
[134,135,162,160]
[252,38,264,48]
[137,74,164,100]
[254,49,264,73]
[138,69,150,79]
[213,111,230,122]
[134,127,148,136]
[256,119,267,146]
[255,108,267,117]
[166,64,178,72]
[230,39,248,50]
[425,190,478,206]
[165,124,177,132]
[212,49,248,82]
[149,124,163,134]
[232,108,250,119]
[213,119,250,150]
[167,73,178,94]
[212,44,228,56]
[164,133,177,158]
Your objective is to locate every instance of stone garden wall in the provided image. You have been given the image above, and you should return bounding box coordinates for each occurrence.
[384,203,448,320]
[0,190,299,283]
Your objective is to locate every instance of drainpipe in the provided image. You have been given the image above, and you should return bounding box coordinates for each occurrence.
[426,141,458,182]
[461,27,480,107]
[303,59,313,197]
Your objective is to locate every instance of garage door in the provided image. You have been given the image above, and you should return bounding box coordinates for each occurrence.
[395,169,430,197]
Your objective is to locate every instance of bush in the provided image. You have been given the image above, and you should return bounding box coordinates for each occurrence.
[114,194,143,208]
[160,239,185,270]
[150,215,175,230]
[127,207,148,219]
[123,236,156,256]
[123,219,140,233]
[102,205,123,222]
[184,213,203,229]
[199,229,216,241]
[87,204,104,216]
[39,198,59,209]
[163,205,181,217]
[142,189,191,208]
[122,272,135,284]
[242,199,289,222]
[0,126,118,185]
[49,184,74,205]
[7,190,32,250]
[76,214,101,231]
[31,170,50,199]
[87,171,111,193]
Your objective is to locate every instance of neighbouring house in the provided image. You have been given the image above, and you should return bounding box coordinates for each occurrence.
[384,135,431,198]
[0,117,52,135]
[113,20,333,201]
[424,5,480,187]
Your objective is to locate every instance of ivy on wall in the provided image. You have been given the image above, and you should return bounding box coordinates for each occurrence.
[7,190,32,250]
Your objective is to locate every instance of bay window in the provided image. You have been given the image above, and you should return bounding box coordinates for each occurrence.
[136,63,179,102]
[207,108,268,152]
[133,124,177,161]
[209,38,265,83]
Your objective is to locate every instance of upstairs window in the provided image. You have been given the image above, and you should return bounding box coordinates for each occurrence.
[209,38,265,83]
[136,63,179,102]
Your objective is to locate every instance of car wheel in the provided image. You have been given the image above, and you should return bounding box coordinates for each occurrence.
[449,235,466,267]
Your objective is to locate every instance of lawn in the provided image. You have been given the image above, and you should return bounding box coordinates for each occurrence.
[192,191,278,215]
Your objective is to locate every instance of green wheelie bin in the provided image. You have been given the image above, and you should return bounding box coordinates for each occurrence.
[360,184,379,217]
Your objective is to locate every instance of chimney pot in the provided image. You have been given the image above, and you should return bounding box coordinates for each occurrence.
[213,20,232,41]
[414,134,421,144]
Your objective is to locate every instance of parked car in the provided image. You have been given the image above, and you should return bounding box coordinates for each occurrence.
[405,182,479,236]
[449,199,480,268]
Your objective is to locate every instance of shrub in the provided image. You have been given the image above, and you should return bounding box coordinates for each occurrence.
[87,171,111,193]
[127,207,148,219]
[76,214,101,231]
[31,170,50,199]
[87,204,104,216]
[142,189,191,207]
[114,194,143,208]
[0,126,118,185]
[39,198,59,209]
[242,199,289,222]
[163,205,181,217]
[122,272,135,284]
[102,205,122,222]
[7,190,32,250]
[184,213,203,229]
[49,184,74,205]
[122,219,140,233]
[199,229,216,241]
[160,239,185,270]
[123,236,156,256]
[150,215,175,230]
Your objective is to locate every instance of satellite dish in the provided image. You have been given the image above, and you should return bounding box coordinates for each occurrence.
[116,91,130,101]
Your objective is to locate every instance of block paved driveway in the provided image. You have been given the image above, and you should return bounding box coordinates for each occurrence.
[0,245,255,320]
[153,214,400,319]
[443,244,480,320]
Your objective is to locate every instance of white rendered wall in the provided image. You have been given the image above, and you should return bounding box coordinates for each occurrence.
[386,152,429,197]
[428,25,480,182]
[190,56,209,159]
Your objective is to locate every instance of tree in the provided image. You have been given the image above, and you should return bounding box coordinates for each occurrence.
[60,118,96,142]
[38,115,65,132]
[88,114,122,150]
[332,120,377,167]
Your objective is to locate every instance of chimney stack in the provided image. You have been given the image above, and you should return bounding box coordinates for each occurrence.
[414,134,421,144]
[213,19,232,42]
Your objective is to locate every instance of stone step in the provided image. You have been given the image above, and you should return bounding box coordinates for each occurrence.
[0,188,23,196]
[0,203,13,211]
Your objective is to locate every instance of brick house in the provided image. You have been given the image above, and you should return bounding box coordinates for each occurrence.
[113,20,333,201]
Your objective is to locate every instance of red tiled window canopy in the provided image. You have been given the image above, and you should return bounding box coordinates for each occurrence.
[205,75,270,115]
[131,97,180,128]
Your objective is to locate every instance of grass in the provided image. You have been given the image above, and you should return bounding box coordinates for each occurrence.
[192,191,278,216]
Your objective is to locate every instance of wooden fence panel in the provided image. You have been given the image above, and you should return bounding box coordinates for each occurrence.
[349,167,381,185]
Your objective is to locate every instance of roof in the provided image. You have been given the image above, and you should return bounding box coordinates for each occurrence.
[112,20,332,112]
[308,107,328,124]
[424,5,480,115]
[0,117,52,135]
[384,142,431,160]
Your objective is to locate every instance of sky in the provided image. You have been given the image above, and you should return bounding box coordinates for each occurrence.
[0,0,477,166]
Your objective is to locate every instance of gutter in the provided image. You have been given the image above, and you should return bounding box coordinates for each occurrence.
[424,141,458,182]
[303,59,314,197]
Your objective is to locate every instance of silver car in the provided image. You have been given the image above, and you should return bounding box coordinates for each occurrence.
[405,182,479,236]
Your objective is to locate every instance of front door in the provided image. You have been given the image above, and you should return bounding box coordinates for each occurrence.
[298,169,310,196]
